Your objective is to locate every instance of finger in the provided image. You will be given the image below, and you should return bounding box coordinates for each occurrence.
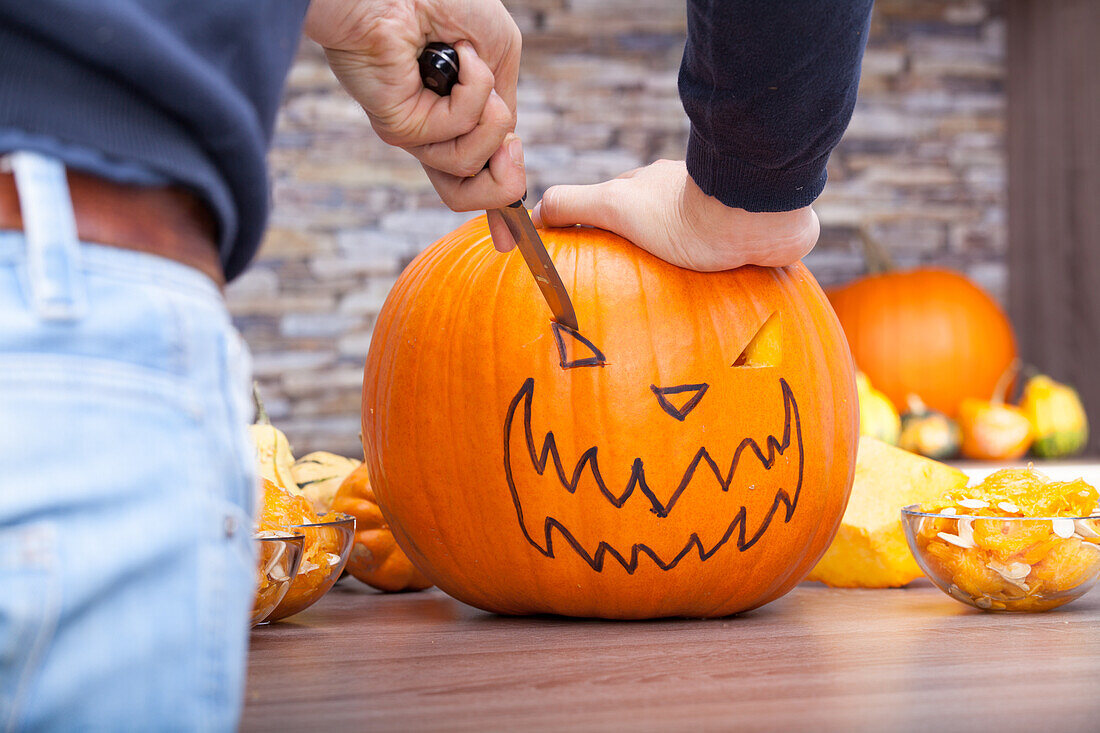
[486,210,516,252]
[372,41,497,148]
[423,134,527,211]
[532,181,624,231]
[406,89,514,177]
[443,41,502,136]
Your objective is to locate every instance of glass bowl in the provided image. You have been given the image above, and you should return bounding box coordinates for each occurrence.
[901,506,1100,612]
[252,532,305,626]
[264,514,355,622]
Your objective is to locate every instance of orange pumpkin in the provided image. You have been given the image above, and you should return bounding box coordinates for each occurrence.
[957,399,1033,460]
[331,463,433,592]
[957,362,1033,460]
[829,269,1016,417]
[362,216,858,618]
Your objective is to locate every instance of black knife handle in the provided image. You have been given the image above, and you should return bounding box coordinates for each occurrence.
[417,41,525,208]
[418,42,459,96]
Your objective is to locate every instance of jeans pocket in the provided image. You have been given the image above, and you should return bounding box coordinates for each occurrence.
[0,521,60,732]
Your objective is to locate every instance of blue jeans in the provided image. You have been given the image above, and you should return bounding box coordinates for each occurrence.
[0,153,256,730]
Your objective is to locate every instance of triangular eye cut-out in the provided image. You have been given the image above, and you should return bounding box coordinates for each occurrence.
[733,312,782,367]
[551,322,607,369]
[650,383,709,421]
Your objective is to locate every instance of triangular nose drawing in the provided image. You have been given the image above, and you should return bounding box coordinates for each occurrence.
[650,383,709,421]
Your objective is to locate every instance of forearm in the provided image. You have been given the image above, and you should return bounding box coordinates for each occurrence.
[679,0,874,212]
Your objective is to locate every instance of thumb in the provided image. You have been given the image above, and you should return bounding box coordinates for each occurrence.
[531,182,621,230]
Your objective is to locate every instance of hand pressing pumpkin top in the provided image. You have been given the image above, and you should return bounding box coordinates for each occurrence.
[331,463,432,593]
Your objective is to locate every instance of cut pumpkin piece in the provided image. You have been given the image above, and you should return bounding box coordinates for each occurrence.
[807,436,969,588]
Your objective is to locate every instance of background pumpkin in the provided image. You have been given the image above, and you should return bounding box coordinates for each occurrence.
[362,216,858,619]
[829,268,1016,418]
[856,372,900,445]
[1020,374,1088,458]
[292,451,361,514]
[898,394,961,460]
[331,463,433,592]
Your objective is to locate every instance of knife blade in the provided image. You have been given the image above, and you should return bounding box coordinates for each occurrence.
[496,202,579,331]
[418,42,580,332]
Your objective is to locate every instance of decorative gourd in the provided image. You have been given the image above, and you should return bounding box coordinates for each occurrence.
[828,235,1017,417]
[1020,374,1088,458]
[898,394,961,460]
[958,363,1032,460]
[331,463,432,593]
[362,216,858,618]
[292,451,361,514]
[807,436,969,588]
[250,384,300,494]
[856,372,900,445]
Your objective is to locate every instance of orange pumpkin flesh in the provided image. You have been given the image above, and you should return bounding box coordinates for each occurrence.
[363,217,858,618]
[332,463,433,593]
[828,268,1017,417]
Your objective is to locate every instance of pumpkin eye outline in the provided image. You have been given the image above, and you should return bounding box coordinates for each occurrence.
[551,322,607,370]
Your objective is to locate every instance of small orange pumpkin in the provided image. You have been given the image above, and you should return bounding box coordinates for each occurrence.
[957,362,1033,460]
[331,463,432,592]
[362,216,858,618]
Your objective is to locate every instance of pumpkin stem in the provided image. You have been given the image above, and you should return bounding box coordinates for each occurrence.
[905,393,927,415]
[858,227,895,274]
[253,381,271,425]
[991,359,1021,405]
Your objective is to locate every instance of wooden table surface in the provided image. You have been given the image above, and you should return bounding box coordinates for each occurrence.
[243,579,1100,732]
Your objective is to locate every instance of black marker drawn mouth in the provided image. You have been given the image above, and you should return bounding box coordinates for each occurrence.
[502,377,805,574]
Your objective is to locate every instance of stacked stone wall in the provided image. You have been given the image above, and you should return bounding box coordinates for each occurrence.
[230,0,1005,456]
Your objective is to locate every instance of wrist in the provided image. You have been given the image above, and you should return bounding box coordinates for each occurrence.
[680,172,819,268]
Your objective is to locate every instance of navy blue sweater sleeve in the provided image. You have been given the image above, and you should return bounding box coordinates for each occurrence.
[680,0,873,212]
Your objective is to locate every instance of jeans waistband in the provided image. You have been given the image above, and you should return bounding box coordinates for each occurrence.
[0,152,224,316]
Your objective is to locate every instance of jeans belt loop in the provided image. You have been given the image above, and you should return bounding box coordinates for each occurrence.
[10,151,86,321]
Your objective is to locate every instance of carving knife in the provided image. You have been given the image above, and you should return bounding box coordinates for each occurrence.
[418,42,580,332]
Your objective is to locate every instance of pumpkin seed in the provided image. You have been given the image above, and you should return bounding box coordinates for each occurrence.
[937,531,975,549]
[1052,518,1075,539]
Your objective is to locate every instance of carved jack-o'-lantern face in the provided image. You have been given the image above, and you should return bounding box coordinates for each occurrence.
[504,318,803,575]
[363,218,857,619]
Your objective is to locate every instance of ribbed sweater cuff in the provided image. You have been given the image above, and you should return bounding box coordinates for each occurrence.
[685,127,830,213]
